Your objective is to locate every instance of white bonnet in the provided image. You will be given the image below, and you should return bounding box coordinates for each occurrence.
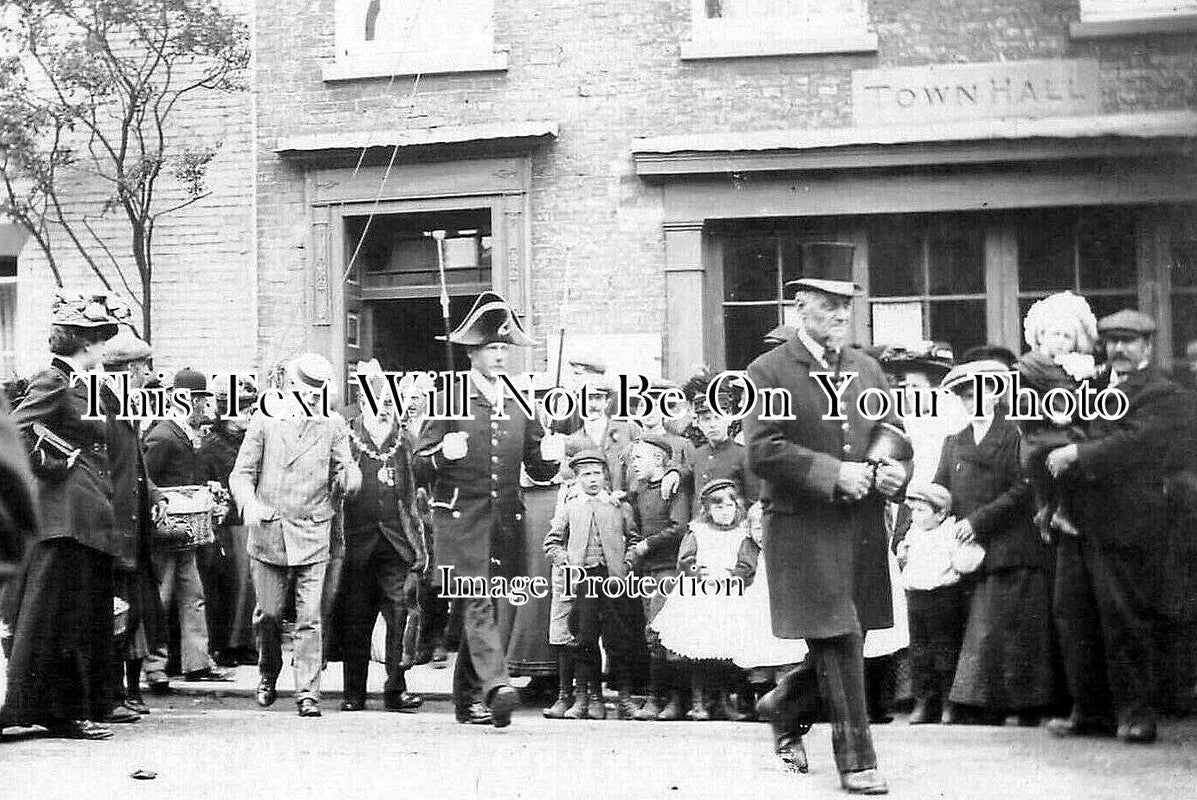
[1023,291,1098,354]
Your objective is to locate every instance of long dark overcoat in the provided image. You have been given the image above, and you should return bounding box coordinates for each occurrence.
[413,383,558,582]
[744,339,907,640]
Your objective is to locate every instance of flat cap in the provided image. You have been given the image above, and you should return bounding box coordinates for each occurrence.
[567,349,607,374]
[1097,309,1156,338]
[699,477,739,501]
[102,329,153,366]
[637,431,673,458]
[568,448,607,471]
[906,482,952,513]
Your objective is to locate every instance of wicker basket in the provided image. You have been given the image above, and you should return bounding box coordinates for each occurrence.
[154,485,216,549]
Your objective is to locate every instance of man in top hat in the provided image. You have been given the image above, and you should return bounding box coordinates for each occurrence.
[413,291,561,727]
[230,353,361,718]
[1043,309,1195,743]
[743,242,910,795]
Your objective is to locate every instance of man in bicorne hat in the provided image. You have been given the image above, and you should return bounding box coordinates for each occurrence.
[1043,309,1194,744]
[414,291,561,727]
[230,352,361,718]
[744,243,910,796]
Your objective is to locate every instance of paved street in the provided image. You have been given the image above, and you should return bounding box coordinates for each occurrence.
[2,674,1196,800]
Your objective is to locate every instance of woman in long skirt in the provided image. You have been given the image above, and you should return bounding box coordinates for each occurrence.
[936,359,1063,724]
[1,293,128,740]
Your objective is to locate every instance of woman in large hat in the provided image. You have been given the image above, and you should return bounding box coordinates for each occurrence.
[1,292,133,740]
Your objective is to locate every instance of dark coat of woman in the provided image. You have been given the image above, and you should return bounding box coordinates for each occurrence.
[743,341,906,639]
[2,357,124,728]
[0,392,38,585]
[935,410,1061,713]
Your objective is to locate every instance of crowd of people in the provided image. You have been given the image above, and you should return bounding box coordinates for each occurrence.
[0,273,1195,796]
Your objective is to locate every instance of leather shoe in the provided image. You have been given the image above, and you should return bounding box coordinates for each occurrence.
[384,692,423,713]
[1047,714,1116,738]
[1118,720,1157,744]
[46,719,113,740]
[456,702,492,725]
[183,666,235,682]
[489,685,518,728]
[102,705,141,724]
[256,677,277,708]
[124,697,150,715]
[340,697,365,712]
[840,768,889,795]
[147,679,170,696]
[297,699,322,718]
[774,730,809,774]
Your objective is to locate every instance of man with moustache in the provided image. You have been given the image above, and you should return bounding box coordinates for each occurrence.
[743,243,909,796]
[1044,309,1194,744]
[230,353,360,718]
[413,292,561,727]
[333,359,427,713]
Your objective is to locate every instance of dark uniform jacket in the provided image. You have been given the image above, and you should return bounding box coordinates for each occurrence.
[344,417,427,573]
[688,438,758,517]
[933,411,1049,574]
[413,377,559,581]
[12,358,122,558]
[628,478,688,574]
[744,338,909,640]
[103,386,163,571]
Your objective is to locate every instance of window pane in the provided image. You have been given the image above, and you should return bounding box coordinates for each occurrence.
[723,236,778,302]
[724,305,780,370]
[349,209,492,289]
[1173,294,1197,359]
[0,283,15,378]
[1017,211,1075,292]
[1079,210,1136,290]
[928,300,987,357]
[868,219,922,297]
[928,221,984,295]
[1171,227,1197,288]
[1086,293,1139,323]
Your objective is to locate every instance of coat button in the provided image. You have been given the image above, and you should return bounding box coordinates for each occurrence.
[491,474,498,481]
[490,490,498,498]
[491,439,498,446]
[842,445,851,455]
[841,422,850,431]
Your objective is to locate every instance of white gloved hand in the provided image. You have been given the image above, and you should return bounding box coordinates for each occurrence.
[539,432,566,463]
[441,431,469,461]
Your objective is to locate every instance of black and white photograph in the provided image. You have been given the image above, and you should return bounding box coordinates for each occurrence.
[1,0,1196,797]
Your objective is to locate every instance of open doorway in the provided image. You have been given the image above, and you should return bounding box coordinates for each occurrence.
[367,295,480,373]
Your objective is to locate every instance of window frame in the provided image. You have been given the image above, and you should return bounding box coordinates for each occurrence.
[1071,0,1197,39]
[681,0,878,61]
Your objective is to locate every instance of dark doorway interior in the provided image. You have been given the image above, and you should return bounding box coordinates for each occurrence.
[368,295,480,374]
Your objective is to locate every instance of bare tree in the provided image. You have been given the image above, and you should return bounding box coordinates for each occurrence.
[0,0,249,341]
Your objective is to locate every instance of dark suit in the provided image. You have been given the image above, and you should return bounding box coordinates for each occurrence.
[0,392,37,585]
[413,374,558,710]
[743,337,908,775]
[335,417,428,704]
[142,420,214,678]
[1058,365,1194,727]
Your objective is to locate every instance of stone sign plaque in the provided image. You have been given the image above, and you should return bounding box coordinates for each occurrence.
[852,60,1102,126]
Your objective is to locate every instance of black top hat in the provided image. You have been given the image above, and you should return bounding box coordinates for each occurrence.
[439,291,536,347]
[784,242,861,298]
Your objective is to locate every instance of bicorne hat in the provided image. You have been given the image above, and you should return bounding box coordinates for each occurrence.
[439,291,536,347]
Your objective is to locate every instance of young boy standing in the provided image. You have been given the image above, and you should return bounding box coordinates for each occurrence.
[543,450,645,720]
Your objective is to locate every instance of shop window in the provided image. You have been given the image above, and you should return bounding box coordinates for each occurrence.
[721,236,784,369]
[1170,214,1197,360]
[867,216,987,357]
[346,209,492,292]
[682,0,877,60]
[326,0,507,81]
[0,257,16,379]
[1016,207,1139,349]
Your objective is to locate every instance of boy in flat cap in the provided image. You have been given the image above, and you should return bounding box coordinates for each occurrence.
[1044,309,1195,744]
[543,449,643,720]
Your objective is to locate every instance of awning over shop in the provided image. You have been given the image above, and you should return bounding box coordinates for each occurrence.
[275,121,559,161]
[632,111,1197,177]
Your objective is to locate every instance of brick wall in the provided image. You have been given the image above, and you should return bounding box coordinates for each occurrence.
[252,0,1197,375]
[12,1,256,380]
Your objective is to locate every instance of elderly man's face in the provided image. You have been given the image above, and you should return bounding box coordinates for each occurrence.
[796,291,852,348]
[1105,334,1150,372]
[469,342,508,378]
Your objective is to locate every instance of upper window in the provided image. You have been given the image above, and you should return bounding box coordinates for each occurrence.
[682,0,877,60]
[326,0,507,81]
[0,257,16,381]
[1072,0,1197,38]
